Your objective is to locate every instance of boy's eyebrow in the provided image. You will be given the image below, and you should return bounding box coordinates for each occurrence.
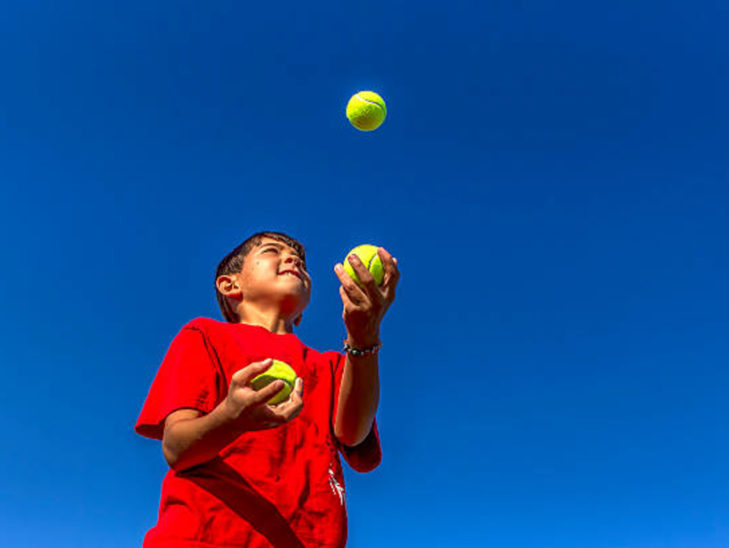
[258,241,284,249]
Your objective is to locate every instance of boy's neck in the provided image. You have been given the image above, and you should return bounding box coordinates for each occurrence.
[236,305,296,335]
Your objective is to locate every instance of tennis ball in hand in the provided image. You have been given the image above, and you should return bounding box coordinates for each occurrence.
[346,91,387,131]
[343,244,385,286]
[250,360,298,405]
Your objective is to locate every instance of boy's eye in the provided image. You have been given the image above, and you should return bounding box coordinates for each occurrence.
[263,247,278,254]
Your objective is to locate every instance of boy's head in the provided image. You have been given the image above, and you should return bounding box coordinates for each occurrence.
[215,232,310,324]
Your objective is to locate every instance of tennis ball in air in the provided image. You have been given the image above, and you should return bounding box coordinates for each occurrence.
[343,244,385,286]
[250,360,298,405]
[346,91,387,131]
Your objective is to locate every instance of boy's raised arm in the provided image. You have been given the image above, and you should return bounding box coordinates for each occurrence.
[334,350,381,447]
[162,359,304,471]
[333,248,399,448]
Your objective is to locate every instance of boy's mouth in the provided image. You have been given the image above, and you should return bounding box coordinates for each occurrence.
[279,269,303,280]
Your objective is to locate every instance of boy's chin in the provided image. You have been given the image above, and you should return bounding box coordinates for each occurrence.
[276,286,310,307]
[277,275,309,293]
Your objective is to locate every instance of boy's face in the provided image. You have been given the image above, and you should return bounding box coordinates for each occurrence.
[236,236,312,313]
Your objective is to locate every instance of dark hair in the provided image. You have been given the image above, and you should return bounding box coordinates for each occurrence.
[214,231,307,323]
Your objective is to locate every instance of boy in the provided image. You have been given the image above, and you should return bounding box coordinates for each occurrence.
[135,231,399,547]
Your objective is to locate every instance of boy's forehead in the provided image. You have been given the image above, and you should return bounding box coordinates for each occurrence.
[256,237,292,250]
[253,237,303,258]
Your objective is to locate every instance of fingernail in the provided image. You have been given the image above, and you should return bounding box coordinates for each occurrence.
[334,264,343,274]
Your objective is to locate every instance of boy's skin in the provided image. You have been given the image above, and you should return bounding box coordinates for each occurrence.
[162,237,399,472]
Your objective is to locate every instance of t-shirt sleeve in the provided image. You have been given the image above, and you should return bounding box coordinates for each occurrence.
[331,351,382,473]
[135,326,224,440]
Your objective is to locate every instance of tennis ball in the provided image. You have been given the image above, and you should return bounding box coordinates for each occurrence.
[250,360,298,405]
[343,244,385,286]
[346,91,387,131]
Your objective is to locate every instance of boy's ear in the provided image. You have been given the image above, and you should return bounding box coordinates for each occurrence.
[216,275,243,299]
[294,314,302,327]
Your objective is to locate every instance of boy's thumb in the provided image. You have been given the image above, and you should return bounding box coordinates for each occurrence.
[233,359,272,384]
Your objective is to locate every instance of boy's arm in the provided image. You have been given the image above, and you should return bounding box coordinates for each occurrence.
[333,350,380,447]
[333,248,399,448]
[162,359,304,472]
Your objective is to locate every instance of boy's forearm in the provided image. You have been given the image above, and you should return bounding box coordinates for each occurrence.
[334,353,380,447]
[163,404,241,471]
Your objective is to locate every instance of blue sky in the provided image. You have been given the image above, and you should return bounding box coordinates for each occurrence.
[1,1,727,546]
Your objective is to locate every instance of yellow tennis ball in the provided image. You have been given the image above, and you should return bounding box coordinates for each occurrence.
[343,244,385,286]
[250,360,298,405]
[346,91,387,131]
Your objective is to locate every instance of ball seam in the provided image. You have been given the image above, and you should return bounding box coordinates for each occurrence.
[354,95,385,112]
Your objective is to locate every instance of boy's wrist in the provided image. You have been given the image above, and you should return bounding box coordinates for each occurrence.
[343,340,382,357]
[344,331,380,348]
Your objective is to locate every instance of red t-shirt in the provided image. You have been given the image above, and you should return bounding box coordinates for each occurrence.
[135,318,381,548]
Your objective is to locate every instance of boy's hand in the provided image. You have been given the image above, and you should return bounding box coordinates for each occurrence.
[334,247,400,346]
[223,359,304,431]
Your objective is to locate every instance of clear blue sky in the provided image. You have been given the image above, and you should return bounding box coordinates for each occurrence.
[1,1,727,546]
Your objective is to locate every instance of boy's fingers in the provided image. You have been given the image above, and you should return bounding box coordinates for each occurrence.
[333,263,350,285]
[292,377,303,398]
[377,246,394,266]
[275,390,304,421]
[334,264,368,299]
[336,269,368,307]
[259,375,302,409]
[334,262,372,291]
[291,378,304,407]
[258,401,290,425]
[347,254,376,289]
[249,379,286,406]
[339,286,364,315]
[232,359,273,386]
[378,251,400,303]
[379,248,400,290]
[350,254,388,304]
[286,401,303,421]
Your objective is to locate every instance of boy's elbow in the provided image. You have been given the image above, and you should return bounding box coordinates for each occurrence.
[162,440,182,471]
[161,409,204,472]
[162,436,210,472]
[163,445,200,473]
[162,433,193,472]
[334,425,368,448]
[335,433,357,448]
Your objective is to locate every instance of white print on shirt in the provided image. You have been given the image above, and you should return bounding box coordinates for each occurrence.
[328,466,345,506]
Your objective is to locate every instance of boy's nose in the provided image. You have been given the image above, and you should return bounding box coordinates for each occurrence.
[284,254,301,267]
